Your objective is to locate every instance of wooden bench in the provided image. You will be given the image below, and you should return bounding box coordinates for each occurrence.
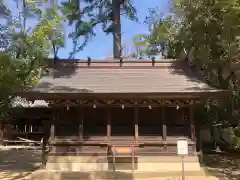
[3,140,32,146]
[2,138,42,151]
[0,145,41,151]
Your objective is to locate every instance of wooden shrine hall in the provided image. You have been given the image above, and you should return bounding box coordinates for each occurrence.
[16,58,226,171]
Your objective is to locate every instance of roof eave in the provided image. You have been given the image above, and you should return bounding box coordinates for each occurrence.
[17,90,228,101]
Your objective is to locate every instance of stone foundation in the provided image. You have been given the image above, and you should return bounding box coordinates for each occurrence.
[46,155,202,172]
[27,170,223,180]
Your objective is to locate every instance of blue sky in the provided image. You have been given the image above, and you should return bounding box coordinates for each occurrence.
[59,0,170,59]
[5,0,170,59]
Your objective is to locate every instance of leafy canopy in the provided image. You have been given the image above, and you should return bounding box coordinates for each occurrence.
[136,0,240,149]
[0,0,65,119]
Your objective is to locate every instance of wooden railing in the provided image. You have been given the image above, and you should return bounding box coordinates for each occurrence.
[108,145,137,171]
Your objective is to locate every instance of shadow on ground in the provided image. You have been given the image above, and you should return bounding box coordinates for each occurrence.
[200,152,240,180]
[0,149,42,180]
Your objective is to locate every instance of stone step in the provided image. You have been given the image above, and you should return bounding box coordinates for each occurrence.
[47,155,199,163]
[46,155,202,172]
[46,162,202,172]
[27,170,223,180]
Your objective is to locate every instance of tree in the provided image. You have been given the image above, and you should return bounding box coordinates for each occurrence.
[0,0,65,143]
[170,0,240,149]
[132,34,150,59]
[118,41,136,59]
[61,0,137,58]
[135,0,240,149]
[33,0,65,60]
[0,0,65,119]
[177,0,240,149]
[132,8,180,59]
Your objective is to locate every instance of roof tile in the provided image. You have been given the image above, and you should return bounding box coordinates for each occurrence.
[29,59,219,94]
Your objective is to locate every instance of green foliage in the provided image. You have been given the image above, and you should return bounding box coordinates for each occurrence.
[0,0,10,17]
[61,0,137,57]
[33,0,65,58]
[134,0,240,149]
[132,8,180,58]
[0,0,65,119]
[132,33,150,58]
[0,52,28,118]
[229,126,240,149]
[169,0,240,106]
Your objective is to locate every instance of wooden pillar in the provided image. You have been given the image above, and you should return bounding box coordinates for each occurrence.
[42,120,49,166]
[182,108,187,135]
[162,107,167,151]
[134,107,139,141]
[190,106,195,141]
[79,107,84,140]
[162,107,167,141]
[50,108,55,141]
[190,105,196,153]
[107,107,111,141]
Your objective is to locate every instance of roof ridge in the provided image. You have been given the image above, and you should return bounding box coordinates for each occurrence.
[48,58,179,64]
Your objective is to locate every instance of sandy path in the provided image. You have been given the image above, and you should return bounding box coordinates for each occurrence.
[0,149,41,180]
[0,149,238,180]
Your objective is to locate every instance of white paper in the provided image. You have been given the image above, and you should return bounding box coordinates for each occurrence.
[177,139,188,155]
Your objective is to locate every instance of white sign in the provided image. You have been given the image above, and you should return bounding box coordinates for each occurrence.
[177,139,188,155]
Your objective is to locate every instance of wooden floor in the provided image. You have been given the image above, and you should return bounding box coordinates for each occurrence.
[83,136,182,141]
[49,135,194,156]
[50,136,194,145]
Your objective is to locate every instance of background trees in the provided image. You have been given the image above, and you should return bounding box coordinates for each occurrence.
[132,0,240,149]
[174,0,240,150]
[1,0,240,149]
[0,0,137,120]
[61,0,137,58]
[0,0,65,119]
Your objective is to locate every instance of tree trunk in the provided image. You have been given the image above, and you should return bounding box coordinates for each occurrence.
[112,0,121,59]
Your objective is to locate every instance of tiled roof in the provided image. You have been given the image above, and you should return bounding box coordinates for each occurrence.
[11,96,48,107]
[26,59,221,94]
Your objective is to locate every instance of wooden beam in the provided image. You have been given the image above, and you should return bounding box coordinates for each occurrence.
[21,92,215,102]
[79,107,84,140]
[134,107,139,141]
[107,107,111,141]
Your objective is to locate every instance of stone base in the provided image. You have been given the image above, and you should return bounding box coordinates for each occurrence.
[28,170,222,180]
[46,155,202,172]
